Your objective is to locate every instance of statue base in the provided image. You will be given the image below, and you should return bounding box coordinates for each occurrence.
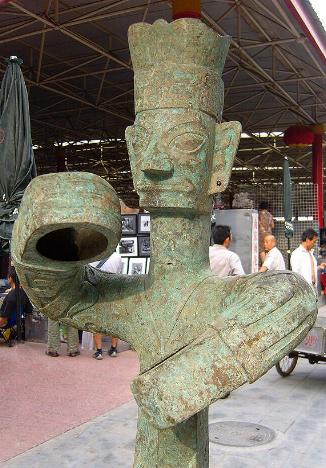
[134,409,209,467]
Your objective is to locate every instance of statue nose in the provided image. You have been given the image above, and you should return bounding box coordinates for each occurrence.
[141,155,174,177]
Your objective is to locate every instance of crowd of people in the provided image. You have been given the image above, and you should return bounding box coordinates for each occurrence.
[1,200,324,354]
[209,198,325,292]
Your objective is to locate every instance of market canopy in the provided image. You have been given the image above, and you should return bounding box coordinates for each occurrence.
[0,0,325,206]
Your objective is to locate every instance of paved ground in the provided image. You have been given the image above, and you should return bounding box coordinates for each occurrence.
[3,350,326,467]
[0,340,138,463]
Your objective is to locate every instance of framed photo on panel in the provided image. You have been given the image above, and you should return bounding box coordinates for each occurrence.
[121,214,137,235]
[117,237,138,257]
[121,257,129,274]
[138,213,150,234]
[128,257,146,275]
[138,236,150,257]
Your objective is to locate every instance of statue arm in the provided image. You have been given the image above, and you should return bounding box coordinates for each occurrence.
[132,270,317,428]
[13,259,145,346]
[10,172,144,346]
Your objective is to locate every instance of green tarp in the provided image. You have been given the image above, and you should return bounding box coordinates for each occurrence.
[0,57,36,255]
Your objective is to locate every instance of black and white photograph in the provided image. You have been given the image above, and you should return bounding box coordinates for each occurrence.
[121,257,129,274]
[117,237,138,257]
[138,236,150,257]
[138,213,150,234]
[128,257,146,275]
[121,214,137,235]
[146,258,150,274]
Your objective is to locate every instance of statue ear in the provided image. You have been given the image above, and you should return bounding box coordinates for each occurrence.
[208,121,241,194]
[125,125,137,177]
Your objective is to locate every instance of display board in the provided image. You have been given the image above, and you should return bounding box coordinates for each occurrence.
[213,209,259,274]
[117,214,150,275]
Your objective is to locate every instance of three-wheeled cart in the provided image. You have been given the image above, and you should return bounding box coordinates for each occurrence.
[276,307,326,377]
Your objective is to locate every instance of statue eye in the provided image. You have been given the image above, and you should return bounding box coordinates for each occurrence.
[170,133,206,153]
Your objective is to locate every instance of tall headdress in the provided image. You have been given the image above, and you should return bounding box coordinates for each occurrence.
[128,19,230,120]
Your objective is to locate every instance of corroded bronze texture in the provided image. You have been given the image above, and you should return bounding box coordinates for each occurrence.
[12,19,317,467]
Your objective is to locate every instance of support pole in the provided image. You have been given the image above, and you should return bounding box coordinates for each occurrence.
[312,131,324,228]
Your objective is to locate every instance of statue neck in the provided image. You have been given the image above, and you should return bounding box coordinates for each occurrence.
[150,212,211,276]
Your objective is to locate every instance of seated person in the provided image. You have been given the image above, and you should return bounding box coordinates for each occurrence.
[0,267,32,328]
[0,278,9,293]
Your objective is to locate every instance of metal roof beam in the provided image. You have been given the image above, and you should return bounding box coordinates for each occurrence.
[0,62,133,123]
[41,56,102,83]
[96,56,111,105]
[238,2,325,114]
[201,9,316,124]
[36,0,54,83]
[61,0,132,23]
[44,0,127,19]
[10,2,132,70]
[271,0,326,75]
[235,57,318,123]
[224,101,326,114]
[227,75,325,90]
[224,91,265,112]
[241,37,305,49]
[242,92,267,128]
[0,17,37,36]
[3,1,166,47]
[31,117,94,140]
[244,132,308,171]
[42,66,127,82]
[13,37,130,97]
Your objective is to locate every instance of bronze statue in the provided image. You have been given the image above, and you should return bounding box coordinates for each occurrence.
[12,19,316,467]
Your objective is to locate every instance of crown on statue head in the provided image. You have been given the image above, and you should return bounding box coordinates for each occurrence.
[128,19,230,119]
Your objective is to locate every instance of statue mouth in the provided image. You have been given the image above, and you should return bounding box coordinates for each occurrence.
[138,179,195,193]
[138,194,205,214]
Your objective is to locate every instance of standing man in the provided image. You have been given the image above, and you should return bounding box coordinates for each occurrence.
[258,201,274,263]
[209,225,244,277]
[47,318,80,357]
[259,235,285,272]
[90,252,123,360]
[291,228,326,288]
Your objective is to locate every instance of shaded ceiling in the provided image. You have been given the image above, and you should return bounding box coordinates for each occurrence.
[0,0,325,206]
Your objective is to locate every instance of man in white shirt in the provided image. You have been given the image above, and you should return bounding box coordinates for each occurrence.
[89,252,123,360]
[259,235,285,272]
[209,225,245,277]
[291,228,326,288]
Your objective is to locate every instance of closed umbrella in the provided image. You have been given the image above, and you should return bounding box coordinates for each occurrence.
[283,156,293,269]
[0,56,36,340]
[0,56,36,254]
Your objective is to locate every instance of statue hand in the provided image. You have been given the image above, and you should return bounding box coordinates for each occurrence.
[12,172,121,268]
[11,172,121,322]
[131,270,317,429]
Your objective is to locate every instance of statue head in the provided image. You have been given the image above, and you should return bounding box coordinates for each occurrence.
[126,19,241,214]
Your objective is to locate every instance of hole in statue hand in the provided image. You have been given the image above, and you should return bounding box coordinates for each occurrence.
[36,227,108,261]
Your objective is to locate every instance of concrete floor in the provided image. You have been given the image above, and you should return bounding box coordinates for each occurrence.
[3,355,326,468]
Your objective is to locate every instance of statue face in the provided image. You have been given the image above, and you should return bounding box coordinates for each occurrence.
[126,108,241,213]
[126,109,216,213]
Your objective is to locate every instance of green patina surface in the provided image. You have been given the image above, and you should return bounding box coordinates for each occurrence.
[12,18,317,468]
